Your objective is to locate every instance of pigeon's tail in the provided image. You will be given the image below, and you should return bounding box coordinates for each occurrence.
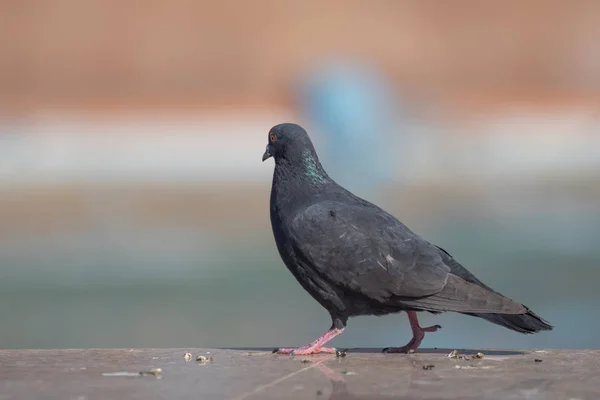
[465,309,553,334]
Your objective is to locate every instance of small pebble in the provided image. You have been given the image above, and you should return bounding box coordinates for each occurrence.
[341,371,356,375]
[448,350,482,360]
[422,364,435,370]
[534,359,543,363]
[196,356,214,363]
[300,358,312,364]
[336,349,347,358]
[139,368,162,376]
[448,350,460,359]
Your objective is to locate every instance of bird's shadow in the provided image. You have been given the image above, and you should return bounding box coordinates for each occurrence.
[221,347,525,356]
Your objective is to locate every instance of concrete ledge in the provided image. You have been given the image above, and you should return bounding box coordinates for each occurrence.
[0,348,597,399]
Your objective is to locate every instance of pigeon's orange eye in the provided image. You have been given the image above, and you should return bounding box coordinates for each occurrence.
[270,134,277,142]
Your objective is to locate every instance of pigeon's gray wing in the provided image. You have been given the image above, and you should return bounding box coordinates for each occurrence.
[290,200,526,314]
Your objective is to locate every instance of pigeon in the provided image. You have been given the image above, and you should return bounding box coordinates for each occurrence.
[262,123,552,355]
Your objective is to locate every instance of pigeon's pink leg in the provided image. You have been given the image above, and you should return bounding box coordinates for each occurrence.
[382,311,441,354]
[275,328,344,355]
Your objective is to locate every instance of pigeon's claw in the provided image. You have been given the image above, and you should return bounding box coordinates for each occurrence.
[422,324,442,332]
[382,341,419,354]
[383,312,441,354]
[382,332,422,354]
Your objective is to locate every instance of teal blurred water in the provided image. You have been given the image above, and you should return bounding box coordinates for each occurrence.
[1,199,599,350]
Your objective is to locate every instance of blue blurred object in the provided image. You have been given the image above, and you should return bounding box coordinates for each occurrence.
[297,59,400,194]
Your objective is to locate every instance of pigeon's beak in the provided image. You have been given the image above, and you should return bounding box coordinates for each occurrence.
[262,145,272,162]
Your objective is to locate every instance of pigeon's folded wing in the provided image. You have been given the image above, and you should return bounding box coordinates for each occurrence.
[290,200,525,314]
[290,200,450,301]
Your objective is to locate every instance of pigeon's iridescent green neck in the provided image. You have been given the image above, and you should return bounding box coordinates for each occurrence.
[302,151,326,184]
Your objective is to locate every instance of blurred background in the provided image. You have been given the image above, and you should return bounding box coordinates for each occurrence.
[1,0,599,350]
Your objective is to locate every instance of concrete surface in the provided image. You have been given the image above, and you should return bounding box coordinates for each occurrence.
[0,348,598,400]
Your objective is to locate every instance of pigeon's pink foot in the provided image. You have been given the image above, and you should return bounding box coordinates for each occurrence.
[275,346,336,355]
[383,311,441,354]
[273,328,343,356]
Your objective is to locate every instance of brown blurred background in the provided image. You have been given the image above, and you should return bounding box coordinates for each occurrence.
[0,0,599,350]
[3,0,600,111]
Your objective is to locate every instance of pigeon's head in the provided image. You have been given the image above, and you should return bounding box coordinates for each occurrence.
[262,123,318,164]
